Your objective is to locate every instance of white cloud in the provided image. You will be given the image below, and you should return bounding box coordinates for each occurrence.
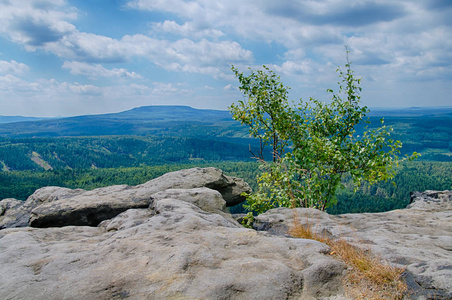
[128,0,452,81]
[0,73,202,116]
[0,74,40,93]
[63,83,103,96]
[62,61,142,79]
[0,0,252,77]
[0,0,450,115]
[151,20,224,39]
[45,32,128,63]
[223,84,233,91]
[0,0,77,49]
[151,82,190,94]
[0,60,30,75]
[120,35,252,77]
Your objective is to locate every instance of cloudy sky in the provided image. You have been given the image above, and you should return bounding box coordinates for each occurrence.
[0,0,451,117]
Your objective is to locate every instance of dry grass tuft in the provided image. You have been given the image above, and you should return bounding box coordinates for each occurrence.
[289,212,407,299]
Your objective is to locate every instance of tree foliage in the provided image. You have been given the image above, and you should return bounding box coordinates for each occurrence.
[230,56,416,218]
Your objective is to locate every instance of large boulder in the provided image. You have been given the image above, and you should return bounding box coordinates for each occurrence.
[137,166,251,206]
[3,166,449,299]
[29,184,152,227]
[0,198,28,229]
[1,167,251,229]
[254,190,452,299]
[0,188,346,300]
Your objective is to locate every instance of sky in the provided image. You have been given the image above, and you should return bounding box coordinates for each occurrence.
[0,0,451,117]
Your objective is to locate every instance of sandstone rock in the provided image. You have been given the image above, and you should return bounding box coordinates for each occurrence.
[150,187,240,226]
[138,166,251,206]
[0,198,26,229]
[408,190,452,211]
[2,167,449,300]
[0,198,23,216]
[0,187,86,229]
[0,167,251,229]
[29,184,152,227]
[255,190,452,299]
[0,195,346,300]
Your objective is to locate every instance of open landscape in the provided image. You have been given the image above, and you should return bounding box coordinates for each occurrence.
[1,1,451,299]
[1,105,451,214]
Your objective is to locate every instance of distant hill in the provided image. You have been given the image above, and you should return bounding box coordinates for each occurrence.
[367,106,452,117]
[0,116,51,124]
[0,106,246,138]
[0,106,451,156]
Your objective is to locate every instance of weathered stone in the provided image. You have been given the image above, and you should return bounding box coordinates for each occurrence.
[0,198,27,229]
[0,195,346,300]
[29,184,152,227]
[0,187,86,229]
[150,187,240,225]
[0,167,251,229]
[255,190,452,299]
[138,166,251,206]
[0,198,22,216]
[2,167,450,300]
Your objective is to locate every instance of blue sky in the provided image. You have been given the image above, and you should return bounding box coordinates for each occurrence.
[0,0,451,117]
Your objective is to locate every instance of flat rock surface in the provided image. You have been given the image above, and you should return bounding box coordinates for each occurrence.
[0,196,345,300]
[255,190,452,299]
[2,167,450,300]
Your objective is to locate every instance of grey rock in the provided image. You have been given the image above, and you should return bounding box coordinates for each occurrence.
[0,198,27,229]
[3,166,449,300]
[1,167,251,229]
[255,190,452,299]
[29,184,152,227]
[150,187,240,226]
[151,187,227,213]
[0,195,346,300]
[138,166,251,206]
[408,190,452,211]
[0,198,23,216]
[0,187,85,229]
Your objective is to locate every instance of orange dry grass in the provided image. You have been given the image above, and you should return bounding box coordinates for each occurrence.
[289,214,407,300]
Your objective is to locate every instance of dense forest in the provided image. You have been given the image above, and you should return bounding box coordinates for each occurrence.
[1,160,451,215]
[0,106,451,214]
[0,136,256,171]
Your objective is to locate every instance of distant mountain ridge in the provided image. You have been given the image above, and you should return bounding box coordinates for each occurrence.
[367,106,452,117]
[0,116,51,124]
[0,106,241,138]
[0,105,451,138]
[104,105,233,121]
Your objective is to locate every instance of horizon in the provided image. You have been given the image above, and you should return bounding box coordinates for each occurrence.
[0,1,451,117]
[1,104,452,119]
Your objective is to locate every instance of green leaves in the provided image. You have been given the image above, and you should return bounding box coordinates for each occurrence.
[229,65,295,162]
[230,60,415,216]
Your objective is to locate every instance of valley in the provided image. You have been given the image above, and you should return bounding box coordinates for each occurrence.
[0,105,451,214]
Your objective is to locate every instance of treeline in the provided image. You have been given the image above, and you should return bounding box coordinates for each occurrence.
[0,162,261,202]
[1,160,450,215]
[0,136,257,171]
[373,116,452,160]
[330,161,452,214]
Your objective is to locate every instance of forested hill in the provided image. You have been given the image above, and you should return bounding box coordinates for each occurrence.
[1,105,451,161]
[0,116,51,124]
[0,106,246,138]
[1,105,452,139]
[0,105,451,214]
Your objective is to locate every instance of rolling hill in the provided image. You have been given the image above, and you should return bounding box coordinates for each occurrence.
[0,106,245,138]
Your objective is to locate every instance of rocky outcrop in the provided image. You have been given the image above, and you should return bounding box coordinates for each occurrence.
[1,167,450,300]
[0,168,345,300]
[254,190,452,299]
[0,167,251,229]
